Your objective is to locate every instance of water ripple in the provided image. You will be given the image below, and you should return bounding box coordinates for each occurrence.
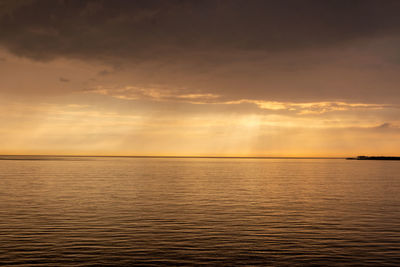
[0,158,399,265]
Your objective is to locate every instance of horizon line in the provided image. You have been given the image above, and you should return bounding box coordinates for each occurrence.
[0,154,347,159]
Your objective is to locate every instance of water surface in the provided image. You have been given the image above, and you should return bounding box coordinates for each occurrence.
[0,157,399,265]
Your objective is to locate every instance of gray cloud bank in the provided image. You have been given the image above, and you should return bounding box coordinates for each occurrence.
[1,0,400,59]
[1,0,400,104]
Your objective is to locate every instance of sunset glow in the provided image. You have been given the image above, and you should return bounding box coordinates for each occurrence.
[1,1,400,157]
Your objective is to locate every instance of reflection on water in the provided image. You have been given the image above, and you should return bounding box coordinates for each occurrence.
[0,157,399,265]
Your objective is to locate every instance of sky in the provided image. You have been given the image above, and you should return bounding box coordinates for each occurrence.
[1,0,400,156]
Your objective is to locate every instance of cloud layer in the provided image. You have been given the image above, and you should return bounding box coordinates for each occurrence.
[1,0,400,60]
[1,0,400,104]
[1,1,400,155]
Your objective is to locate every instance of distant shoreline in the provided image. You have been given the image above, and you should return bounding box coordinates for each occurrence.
[0,155,344,160]
[347,156,400,161]
[2,155,399,161]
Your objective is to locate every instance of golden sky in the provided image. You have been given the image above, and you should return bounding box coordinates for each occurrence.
[1,0,400,156]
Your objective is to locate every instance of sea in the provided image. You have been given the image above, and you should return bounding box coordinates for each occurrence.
[0,156,399,266]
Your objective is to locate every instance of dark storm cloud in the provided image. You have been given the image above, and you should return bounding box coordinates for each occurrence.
[1,0,400,62]
[2,0,400,105]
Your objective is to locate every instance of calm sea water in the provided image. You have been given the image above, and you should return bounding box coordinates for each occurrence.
[0,157,399,266]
